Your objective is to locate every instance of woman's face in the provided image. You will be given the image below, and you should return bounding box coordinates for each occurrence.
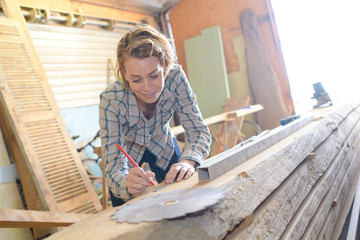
[124,56,165,107]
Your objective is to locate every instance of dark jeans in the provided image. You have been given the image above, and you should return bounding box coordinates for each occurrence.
[110,138,181,207]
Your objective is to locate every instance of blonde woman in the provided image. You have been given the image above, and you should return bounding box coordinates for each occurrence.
[99,24,211,206]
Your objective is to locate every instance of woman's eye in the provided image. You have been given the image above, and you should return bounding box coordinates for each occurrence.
[132,79,141,83]
[150,74,159,79]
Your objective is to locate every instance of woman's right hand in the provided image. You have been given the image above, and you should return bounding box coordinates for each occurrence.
[125,168,155,196]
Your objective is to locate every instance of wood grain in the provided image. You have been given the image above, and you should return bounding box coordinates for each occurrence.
[47,102,360,240]
[0,209,92,228]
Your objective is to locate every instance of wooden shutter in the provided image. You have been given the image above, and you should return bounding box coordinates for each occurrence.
[0,5,102,237]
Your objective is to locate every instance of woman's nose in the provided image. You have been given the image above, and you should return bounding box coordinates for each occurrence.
[143,79,151,91]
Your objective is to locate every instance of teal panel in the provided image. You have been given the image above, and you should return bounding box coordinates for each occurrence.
[184,25,230,118]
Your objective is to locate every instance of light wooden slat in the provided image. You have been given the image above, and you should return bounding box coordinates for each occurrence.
[28,23,125,38]
[27,22,123,109]
[0,209,92,228]
[58,99,100,109]
[48,77,111,86]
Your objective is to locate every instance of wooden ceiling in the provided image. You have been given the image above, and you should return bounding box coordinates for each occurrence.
[72,0,180,15]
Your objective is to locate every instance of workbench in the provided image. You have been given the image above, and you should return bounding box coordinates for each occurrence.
[46,101,360,239]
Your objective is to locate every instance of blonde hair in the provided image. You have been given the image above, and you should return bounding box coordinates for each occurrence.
[115,24,176,90]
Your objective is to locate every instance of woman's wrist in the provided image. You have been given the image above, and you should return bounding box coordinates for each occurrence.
[179,159,196,167]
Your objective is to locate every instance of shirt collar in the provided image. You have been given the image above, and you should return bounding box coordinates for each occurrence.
[127,86,172,126]
[127,91,142,127]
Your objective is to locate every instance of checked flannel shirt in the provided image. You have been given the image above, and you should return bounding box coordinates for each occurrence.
[99,64,211,200]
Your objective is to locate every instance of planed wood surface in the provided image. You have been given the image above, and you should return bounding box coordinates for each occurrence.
[47,101,360,239]
[0,209,92,228]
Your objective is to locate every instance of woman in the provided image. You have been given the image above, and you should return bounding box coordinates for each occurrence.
[99,24,211,207]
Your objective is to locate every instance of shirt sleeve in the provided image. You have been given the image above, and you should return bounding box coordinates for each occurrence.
[99,91,131,201]
[173,67,212,165]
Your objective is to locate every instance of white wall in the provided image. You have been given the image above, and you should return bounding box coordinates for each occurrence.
[271,0,360,114]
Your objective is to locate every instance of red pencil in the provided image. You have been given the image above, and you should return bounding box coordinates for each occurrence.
[116,144,155,186]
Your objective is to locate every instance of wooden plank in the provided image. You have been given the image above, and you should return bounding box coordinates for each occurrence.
[319,147,360,240]
[198,113,314,181]
[300,144,360,238]
[46,103,360,240]
[240,8,289,130]
[171,104,263,135]
[346,173,360,240]
[184,25,230,118]
[209,96,250,156]
[0,209,92,228]
[226,105,360,239]
[279,117,360,239]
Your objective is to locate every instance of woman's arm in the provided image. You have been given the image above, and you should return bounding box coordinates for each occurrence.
[100,90,155,198]
[99,93,132,200]
[165,67,212,183]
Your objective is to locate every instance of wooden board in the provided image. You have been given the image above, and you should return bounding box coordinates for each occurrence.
[240,8,289,130]
[0,0,102,237]
[184,25,230,118]
[346,172,360,240]
[227,35,251,100]
[228,35,257,137]
[0,209,91,228]
[171,104,263,135]
[46,101,360,239]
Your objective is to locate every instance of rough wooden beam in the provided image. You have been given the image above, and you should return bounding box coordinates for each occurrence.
[0,209,92,228]
[302,143,360,239]
[226,105,360,239]
[280,109,360,239]
[198,114,314,181]
[46,102,360,240]
[346,172,360,240]
[320,145,360,239]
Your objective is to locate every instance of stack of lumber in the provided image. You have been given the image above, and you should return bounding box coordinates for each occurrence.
[47,101,360,239]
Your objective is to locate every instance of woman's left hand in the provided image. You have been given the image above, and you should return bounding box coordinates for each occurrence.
[165,159,196,184]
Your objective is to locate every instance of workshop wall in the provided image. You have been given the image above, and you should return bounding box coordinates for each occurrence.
[169,0,295,115]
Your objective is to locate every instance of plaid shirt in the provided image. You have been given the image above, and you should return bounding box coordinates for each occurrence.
[99,64,211,200]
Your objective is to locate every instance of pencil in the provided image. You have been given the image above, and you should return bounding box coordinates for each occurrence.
[116,144,155,186]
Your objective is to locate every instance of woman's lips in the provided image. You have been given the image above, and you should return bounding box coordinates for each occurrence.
[143,91,156,99]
